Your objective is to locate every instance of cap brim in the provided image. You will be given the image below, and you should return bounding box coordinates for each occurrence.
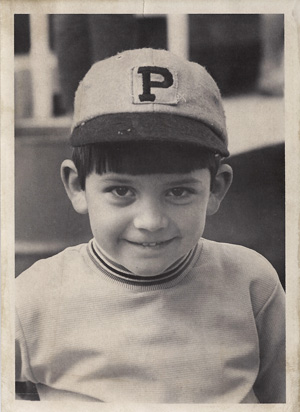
[71,113,230,157]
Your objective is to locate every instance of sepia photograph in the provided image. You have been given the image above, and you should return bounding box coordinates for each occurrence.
[1,1,299,411]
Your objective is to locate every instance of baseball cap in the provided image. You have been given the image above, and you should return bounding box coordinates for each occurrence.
[71,48,229,157]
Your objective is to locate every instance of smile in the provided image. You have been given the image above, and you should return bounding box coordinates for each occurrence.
[125,239,174,248]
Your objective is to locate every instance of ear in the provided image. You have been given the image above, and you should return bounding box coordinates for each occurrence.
[207,164,233,216]
[60,159,88,214]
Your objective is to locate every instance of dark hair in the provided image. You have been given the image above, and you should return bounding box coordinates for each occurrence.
[72,141,221,190]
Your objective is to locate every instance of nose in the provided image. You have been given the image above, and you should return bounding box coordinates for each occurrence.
[133,201,169,232]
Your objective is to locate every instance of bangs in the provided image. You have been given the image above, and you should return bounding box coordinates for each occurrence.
[72,141,220,189]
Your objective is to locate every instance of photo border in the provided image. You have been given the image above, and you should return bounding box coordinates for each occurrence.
[1,1,299,411]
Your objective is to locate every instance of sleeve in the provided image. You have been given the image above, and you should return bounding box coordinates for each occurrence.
[15,308,37,383]
[253,280,285,403]
[15,252,67,386]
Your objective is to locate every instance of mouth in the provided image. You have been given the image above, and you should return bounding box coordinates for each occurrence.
[125,238,175,248]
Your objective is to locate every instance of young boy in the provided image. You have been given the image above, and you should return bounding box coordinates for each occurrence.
[15,48,285,403]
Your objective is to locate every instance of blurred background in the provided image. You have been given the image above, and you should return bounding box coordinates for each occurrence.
[15,14,285,288]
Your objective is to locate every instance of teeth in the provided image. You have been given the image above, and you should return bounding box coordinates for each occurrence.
[127,240,171,247]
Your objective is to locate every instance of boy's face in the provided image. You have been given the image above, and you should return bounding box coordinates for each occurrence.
[83,170,213,277]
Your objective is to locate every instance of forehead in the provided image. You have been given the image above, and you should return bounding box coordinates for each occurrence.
[86,170,211,187]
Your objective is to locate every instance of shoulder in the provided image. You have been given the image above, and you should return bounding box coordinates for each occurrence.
[16,243,89,307]
[200,238,283,315]
[201,238,278,279]
[17,242,88,279]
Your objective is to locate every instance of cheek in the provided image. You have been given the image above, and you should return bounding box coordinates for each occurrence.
[173,204,208,237]
[188,212,207,236]
[88,204,129,243]
[87,202,110,236]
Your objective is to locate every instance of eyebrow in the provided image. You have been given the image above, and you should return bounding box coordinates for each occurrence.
[165,178,203,185]
[99,176,136,184]
[99,176,203,186]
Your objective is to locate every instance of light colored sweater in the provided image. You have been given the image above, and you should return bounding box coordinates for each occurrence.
[15,238,285,403]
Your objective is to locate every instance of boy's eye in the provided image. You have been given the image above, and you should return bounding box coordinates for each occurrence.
[110,187,135,198]
[170,187,186,197]
[168,187,189,197]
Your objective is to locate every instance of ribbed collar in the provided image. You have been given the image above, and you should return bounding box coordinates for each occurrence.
[86,239,202,289]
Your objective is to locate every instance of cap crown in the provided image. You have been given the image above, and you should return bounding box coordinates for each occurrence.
[71,48,228,156]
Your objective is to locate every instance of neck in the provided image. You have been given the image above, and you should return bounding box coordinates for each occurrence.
[90,239,197,286]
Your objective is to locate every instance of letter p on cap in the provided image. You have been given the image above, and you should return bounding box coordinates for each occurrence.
[132,66,178,105]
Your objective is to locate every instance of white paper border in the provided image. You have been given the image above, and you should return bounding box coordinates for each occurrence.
[1,1,299,411]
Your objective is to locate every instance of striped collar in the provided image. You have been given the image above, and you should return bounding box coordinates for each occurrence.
[87,239,201,288]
